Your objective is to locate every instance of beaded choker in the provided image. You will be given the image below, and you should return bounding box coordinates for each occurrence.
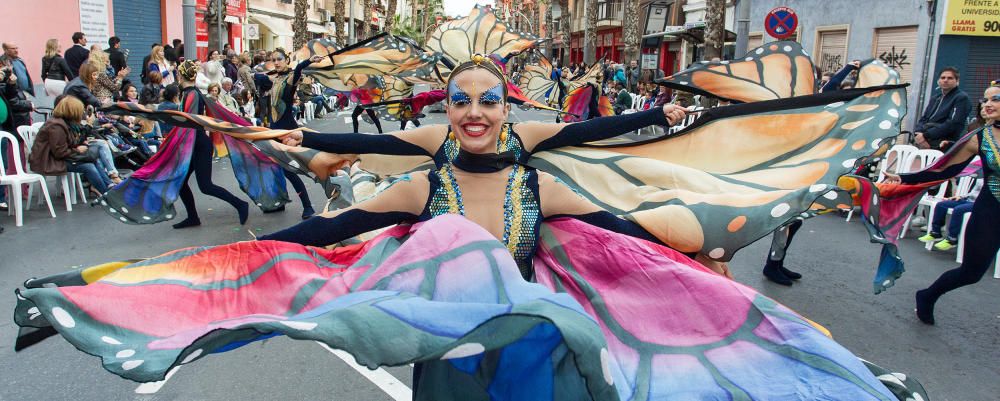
[453,149,518,173]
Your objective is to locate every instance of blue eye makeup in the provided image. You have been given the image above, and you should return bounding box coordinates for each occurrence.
[479,82,504,105]
[448,80,471,105]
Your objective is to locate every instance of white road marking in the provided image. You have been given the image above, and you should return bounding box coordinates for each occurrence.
[134,366,181,394]
[316,342,412,400]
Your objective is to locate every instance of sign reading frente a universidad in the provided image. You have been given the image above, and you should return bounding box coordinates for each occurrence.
[941,0,1000,36]
[765,7,798,40]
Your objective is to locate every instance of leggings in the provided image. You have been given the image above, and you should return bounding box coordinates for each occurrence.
[766,219,803,266]
[283,169,312,209]
[921,189,1000,302]
[177,131,246,219]
[400,119,421,131]
[351,106,383,133]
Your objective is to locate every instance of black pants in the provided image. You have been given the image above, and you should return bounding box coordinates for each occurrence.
[921,189,1000,303]
[283,169,312,209]
[351,106,383,133]
[177,131,245,219]
[400,119,421,131]
[766,219,803,266]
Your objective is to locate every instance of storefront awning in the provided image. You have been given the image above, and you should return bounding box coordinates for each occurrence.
[307,23,328,34]
[249,14,293,37]
[644,26,737,44]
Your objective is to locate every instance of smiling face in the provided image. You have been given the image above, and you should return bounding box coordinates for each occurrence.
[445,68,510,154]
[982,86,1000,121]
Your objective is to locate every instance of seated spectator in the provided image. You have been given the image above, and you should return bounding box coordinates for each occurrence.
[217,78,240,112]
[156,84,181,134]
[63,61,102,108]
[914,67,971,151]
[139,71,164,106]
[29,96,113,197]
[235,89,256,123]
[120,83,140,103]
[918,178,983,251]
[613,81,630,115]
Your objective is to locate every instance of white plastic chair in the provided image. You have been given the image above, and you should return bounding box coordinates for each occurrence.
[303,102,316,121]
[953,212,1000,278]
[0,131,56,226]
[17,123,87,211]
[876,144,918,182]
[898,149,944,238]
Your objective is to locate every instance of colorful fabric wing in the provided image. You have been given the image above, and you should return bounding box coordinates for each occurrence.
[307,33,443,87]
[14,215,618,400]
[857,58,903,88]
[426,5,544,67]
[534,218,901,400]
[656,41,816,103]
[360,76,415,121]
[562,60,606,96]
[529,86,908,267]
[517,55,560,104]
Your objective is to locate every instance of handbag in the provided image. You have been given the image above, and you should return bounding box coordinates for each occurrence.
[65,145,100,164]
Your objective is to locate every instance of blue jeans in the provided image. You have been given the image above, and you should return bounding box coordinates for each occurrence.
[88,140,118,176]
[931,199,975,240]
[66,161,112,194]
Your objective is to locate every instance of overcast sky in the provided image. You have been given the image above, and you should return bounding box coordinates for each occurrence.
[442,0,492,17]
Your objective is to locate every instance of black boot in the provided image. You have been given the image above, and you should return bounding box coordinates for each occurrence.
[915,289,936,325]
[780,266,802,280]
[763,261,793,286]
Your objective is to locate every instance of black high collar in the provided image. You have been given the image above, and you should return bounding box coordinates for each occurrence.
[453,149,518,173]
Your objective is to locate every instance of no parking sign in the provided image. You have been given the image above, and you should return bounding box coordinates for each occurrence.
[765,7,798,40]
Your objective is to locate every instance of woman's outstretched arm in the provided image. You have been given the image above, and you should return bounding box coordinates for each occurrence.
[281,124,446,158]
[516,104,687,153]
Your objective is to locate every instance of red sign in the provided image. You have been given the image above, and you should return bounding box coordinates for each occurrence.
[765,7,797,40]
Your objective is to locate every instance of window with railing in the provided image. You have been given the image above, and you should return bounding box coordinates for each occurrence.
[598,0,623,21]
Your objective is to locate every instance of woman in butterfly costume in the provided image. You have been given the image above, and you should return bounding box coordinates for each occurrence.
[15,50,927,400]
[97,60,289,228]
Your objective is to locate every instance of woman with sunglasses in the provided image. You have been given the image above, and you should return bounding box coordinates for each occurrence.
[885,82,1000,325]
[255,49,325,219]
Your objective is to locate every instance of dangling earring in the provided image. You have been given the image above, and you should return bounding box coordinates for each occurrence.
[499,125,508,143]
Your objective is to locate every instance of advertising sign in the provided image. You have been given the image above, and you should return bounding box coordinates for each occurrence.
[941,0,1000,36]
[79,0,111,47]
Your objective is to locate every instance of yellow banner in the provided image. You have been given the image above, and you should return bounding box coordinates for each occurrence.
[942,0,1000,36]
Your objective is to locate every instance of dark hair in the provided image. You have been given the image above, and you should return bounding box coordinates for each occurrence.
[253,54,265,66]
[270,48,288,59]
[108,36,120,47]
[173,39,182,46]
[72,32,85,44]
[940,66,960,80]
[163,83,180,102]
[119,83,138,101]
[151,43,160,49]
[207,49,220,61]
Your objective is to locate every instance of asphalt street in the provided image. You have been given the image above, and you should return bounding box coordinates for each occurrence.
[0,106,998,400]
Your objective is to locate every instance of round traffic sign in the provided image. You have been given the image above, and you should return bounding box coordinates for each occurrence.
[765,7,798,40]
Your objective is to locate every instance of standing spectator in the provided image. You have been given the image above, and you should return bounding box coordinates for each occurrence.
[140,43,160,85]
[63,61,102,108]
[41,39,74,97]
[1,67,33,129]
[106,36,127,74]
[914,67,971,151]
[223,52,239,82]
[147,46,175,86]
[172,39,184,63]
[236,52,257,99]
[627,59,640,93]
[1,42,35,97]
[139,71,164,106]
[64,32,90,78]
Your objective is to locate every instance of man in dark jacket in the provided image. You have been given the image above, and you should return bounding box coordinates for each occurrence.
[1,67,33,129]
[65,32,90,78]
[107,36,127,74]
[914,67,971,150]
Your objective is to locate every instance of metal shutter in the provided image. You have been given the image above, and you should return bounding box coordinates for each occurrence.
[873,26,918,84]
[816,29,847,74]
[113,0,162,86]
[963,36,1000,96]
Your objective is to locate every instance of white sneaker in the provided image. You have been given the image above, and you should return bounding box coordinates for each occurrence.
[910,216,926,226]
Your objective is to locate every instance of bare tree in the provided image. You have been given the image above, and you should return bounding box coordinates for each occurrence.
[704,0,726,60]
[294,0,309,50]
[622,0,640,63]
[584,0,597,64]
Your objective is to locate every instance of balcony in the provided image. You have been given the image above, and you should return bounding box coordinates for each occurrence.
[598,0,623,28]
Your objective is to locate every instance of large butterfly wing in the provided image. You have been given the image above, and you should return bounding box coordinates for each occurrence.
[563,60,605,95]
[426,5,544,66]
[364,76,415,121]
[657,41,816,103]
[529,86,908,287]
[517,55,559,104]
[308,33,443,86]
[857,58,902,88]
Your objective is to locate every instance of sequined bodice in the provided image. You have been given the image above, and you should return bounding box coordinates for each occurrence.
[425,124,541,279]
[979,125,1000,200]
